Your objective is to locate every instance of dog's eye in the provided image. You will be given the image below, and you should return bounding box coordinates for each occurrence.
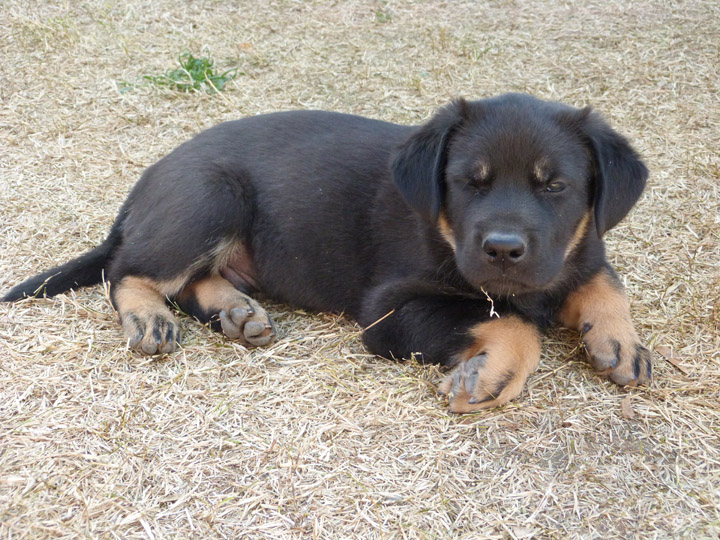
[544,181,566,193]
[468,171,491,194]
[469,182,488,196]
[470,174,488,186]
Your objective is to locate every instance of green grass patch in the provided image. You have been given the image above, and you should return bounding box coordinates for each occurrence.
[375,9,392,23]
[120,52,240,95]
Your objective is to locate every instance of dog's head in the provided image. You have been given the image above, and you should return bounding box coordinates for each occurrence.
[392,93,648,296]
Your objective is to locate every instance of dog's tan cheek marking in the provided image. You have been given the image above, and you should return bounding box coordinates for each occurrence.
[437,213,456,251]
[440,316,542,413]
[564,211,591,260]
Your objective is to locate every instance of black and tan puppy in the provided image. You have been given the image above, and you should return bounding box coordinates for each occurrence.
[3,93,651,412]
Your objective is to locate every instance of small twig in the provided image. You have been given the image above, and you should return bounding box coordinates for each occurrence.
[363,309,396,331]
[480,287,500,318]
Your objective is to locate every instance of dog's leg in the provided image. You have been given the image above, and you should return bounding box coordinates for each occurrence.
[112,276,181,354]
[558,268,651,385]
[437,315,542,413]
[176,274,276,347]
[361,286,541,412]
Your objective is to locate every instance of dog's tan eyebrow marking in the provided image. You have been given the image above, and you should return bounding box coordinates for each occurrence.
[533,157,552,183]
[472,159,490,181]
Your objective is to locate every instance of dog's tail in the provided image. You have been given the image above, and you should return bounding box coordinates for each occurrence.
[2,222,123,302]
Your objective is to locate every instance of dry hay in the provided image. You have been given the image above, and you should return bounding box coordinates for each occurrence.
[1,0,719,538]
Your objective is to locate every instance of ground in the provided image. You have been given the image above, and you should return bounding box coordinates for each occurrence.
[1,1,719,538]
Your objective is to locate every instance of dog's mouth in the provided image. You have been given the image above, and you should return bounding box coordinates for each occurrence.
[476,261,571,298]
[477,277,543,297]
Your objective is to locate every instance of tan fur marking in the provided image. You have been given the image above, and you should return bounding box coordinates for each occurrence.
[437,213,456,251]
[559,270,630,330]
[209,238,245,273]
[179,273,250,312]
[113,276,180,354]
[138,239,238,291]
[559,269,650,385]
[564,211,591,260]
[473,159,490,182]
[439,316,541,413]
[113,276,172,314]
[210,237,238,271]
[114,274,194,302]
[177,273,276,346]
[533,157,551,183]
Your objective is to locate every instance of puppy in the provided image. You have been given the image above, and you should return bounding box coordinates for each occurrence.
[3,93,651,412]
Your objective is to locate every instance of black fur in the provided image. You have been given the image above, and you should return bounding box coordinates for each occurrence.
[585,114,648,235]
[2,223,123,301]
[391,100,466,222]
[3,93,648,369]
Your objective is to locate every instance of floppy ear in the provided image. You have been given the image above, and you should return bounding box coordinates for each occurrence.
[580,110,649,236]
[391,100,467,222]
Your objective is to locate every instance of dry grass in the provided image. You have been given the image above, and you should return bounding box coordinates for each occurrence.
[1,0,719,538]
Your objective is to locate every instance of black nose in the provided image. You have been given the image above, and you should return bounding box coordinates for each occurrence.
[482,232,527,265]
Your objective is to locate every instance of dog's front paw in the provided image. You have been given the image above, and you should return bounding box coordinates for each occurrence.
[438,353,529,412]
[582,322,652,386]
[558,269,652,387]
[437,316,542,413]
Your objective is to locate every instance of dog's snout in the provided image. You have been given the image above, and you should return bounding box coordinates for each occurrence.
[482,232,527,265]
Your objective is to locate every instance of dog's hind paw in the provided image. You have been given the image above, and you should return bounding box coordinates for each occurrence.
[121,310,180,355]
[218,302,276,346]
